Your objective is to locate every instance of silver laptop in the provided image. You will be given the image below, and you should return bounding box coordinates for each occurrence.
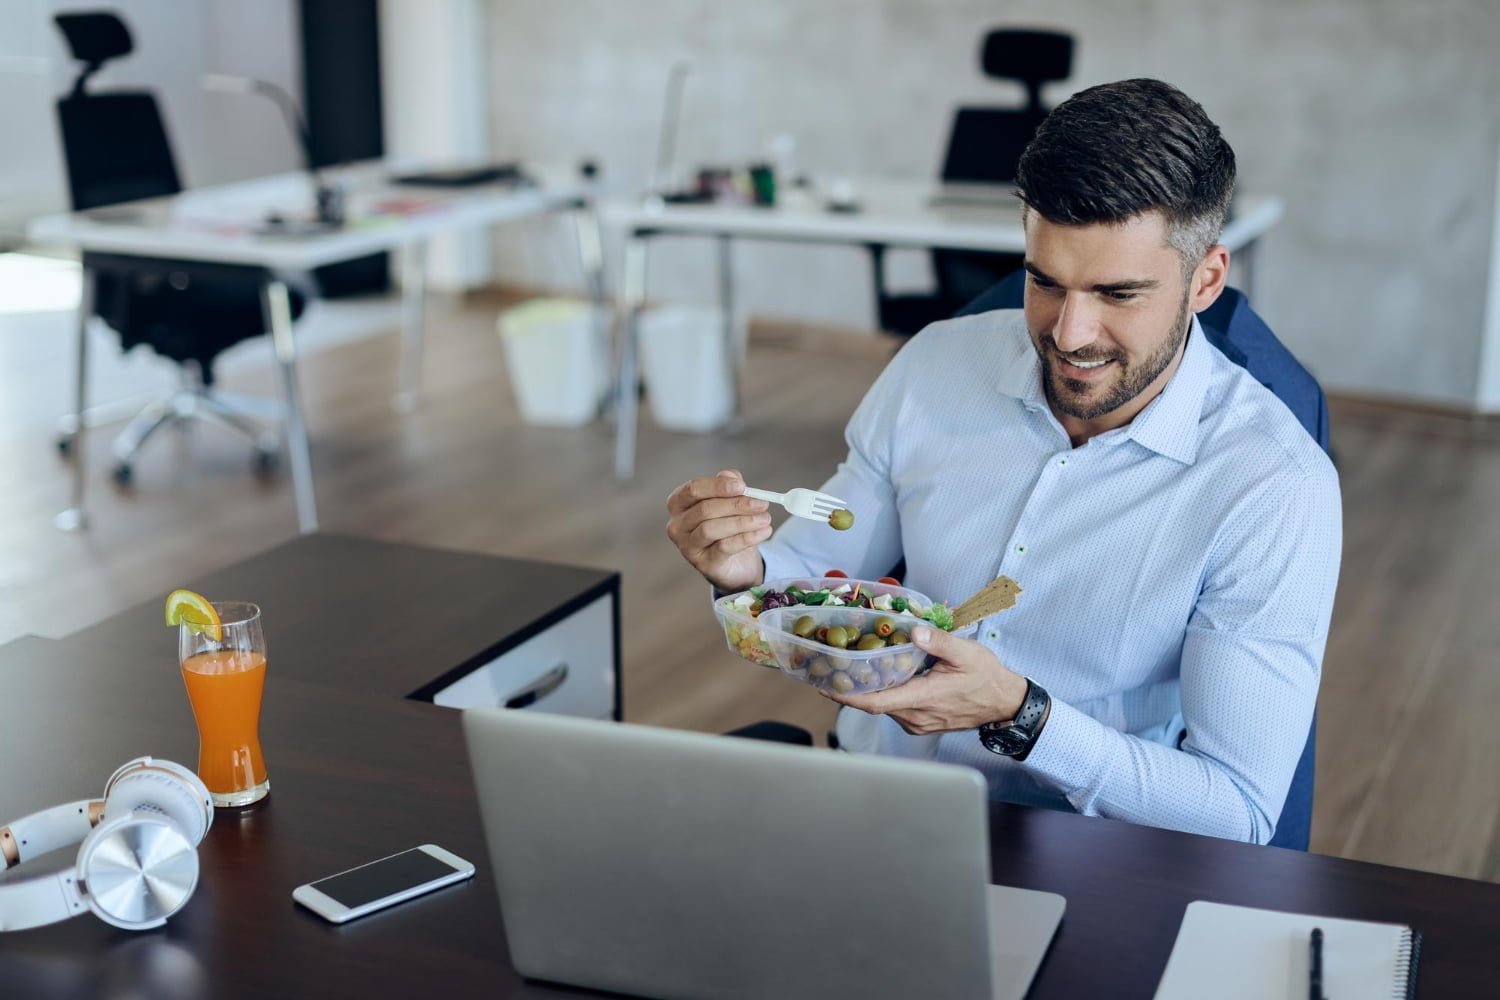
[461,708,1064,1000]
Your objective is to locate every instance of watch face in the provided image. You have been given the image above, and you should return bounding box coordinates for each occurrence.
[983,725,1029,756]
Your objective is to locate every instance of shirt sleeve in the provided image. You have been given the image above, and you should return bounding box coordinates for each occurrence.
[1018,460,1343,844]
[758,347,911,586]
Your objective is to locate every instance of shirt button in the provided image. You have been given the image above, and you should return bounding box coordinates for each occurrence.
[1016,544,1026,554]
[1057,457,1068,467]
[986,630,999,640]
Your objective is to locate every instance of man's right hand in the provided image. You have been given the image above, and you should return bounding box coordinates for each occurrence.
[666,469,772,594]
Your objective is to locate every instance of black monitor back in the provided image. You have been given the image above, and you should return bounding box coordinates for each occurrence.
[940,107,1049,185]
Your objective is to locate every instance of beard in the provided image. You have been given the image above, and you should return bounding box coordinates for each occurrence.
[1035,290,1193,421]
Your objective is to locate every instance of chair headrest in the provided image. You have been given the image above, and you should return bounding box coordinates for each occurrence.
[54,11,134,66]
[981,29,1073,84]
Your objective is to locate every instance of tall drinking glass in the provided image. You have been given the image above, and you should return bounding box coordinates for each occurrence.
[178,601,269,807]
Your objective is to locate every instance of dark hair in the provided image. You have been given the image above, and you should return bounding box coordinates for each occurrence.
[1016,78,1236,268]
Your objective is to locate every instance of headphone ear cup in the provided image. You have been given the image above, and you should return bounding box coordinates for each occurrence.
[77,813,199,930]
[102,758,213,845]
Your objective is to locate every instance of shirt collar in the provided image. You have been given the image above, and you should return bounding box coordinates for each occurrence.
[996,321,1047,406]
[1125,314,1211,465]
[998,313,1213,465]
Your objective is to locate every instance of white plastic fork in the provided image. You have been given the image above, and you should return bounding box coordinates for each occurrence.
[741,485,848,523]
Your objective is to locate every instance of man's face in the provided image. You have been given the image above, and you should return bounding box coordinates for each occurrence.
[1022,211,1194,427]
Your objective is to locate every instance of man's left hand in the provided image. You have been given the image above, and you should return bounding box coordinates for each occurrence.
[823,625,1030,735]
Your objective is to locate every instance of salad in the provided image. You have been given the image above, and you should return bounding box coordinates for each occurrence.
[714,575,979,695]
[727,581,955,632]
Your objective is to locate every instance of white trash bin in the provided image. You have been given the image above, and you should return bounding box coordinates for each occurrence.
[637,303,746,432]
[497,298,610,427]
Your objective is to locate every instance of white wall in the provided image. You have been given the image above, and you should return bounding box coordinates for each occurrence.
[0,0,301,241]
[379,0,495,290]
[482,0,1500,410]
[1477,138,1500,412]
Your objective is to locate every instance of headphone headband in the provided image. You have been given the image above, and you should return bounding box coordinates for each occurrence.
[0,799,101,869]
[0,869,85,931]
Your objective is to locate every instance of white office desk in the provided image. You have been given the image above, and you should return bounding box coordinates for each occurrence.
[27,161,605,533]
[600,182,1283,479]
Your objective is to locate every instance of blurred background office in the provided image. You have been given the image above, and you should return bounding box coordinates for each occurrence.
[3,1,1499,884]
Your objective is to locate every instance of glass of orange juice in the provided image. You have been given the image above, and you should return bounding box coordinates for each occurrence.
[178,601,269,807]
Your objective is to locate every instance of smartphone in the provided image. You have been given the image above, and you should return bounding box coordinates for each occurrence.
[292,844,475,923]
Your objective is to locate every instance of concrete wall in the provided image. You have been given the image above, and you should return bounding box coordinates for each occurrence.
[482,0,1500,409]
[0,0,301,240]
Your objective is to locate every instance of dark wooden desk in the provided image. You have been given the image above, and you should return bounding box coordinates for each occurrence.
[2,535,1497,998]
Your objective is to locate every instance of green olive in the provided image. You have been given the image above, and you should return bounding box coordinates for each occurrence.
[827,508,855,531]
[888,630,909,646]
[829,671,855,693]
[791,615,817,639]
[808,657,834,678]
[855,633,887,650]
[824,625,850,649]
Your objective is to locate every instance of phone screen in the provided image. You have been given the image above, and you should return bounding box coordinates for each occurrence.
[311,848,459,909]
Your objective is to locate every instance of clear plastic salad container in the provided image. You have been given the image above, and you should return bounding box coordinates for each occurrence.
[713,576,978,695]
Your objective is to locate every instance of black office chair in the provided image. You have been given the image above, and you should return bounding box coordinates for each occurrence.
[870,28,1074,337]
[52,11,302,485]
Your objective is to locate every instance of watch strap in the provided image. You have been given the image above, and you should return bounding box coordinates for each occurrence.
[979,677,1050,761]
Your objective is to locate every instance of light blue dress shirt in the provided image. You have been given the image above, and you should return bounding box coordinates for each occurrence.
[759,310,1342,844]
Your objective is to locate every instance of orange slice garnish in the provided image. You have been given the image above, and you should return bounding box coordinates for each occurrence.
[164,589,222,641]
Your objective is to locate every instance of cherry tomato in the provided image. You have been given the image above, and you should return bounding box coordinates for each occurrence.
[824,569,848,579]
[877,576,901,586]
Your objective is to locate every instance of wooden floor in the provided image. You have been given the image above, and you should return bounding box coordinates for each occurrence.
[2,290,1497,882]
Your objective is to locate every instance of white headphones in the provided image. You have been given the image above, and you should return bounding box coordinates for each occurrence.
[0,757,213,932]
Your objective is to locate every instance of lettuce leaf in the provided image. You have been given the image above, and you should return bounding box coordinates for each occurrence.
[923,602,954,631]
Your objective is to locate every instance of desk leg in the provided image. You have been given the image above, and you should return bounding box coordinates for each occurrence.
[262,278,318,534]
[613,235,649,481]
[54,269,96,532]
[574,202,607,303]
[717,235,741,427]
[574,204,611,420]
[393,240,429,414]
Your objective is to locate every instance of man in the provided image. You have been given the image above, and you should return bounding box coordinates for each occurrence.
[665,79,1340,845]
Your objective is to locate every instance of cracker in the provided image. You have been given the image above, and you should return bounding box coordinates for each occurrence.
[952,575,1023,629]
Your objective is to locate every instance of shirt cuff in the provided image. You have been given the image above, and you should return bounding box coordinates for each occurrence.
[759,541,810,587]
[1017,697,1113,814]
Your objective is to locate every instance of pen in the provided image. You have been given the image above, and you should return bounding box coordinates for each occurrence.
[1309,927,1326,1000]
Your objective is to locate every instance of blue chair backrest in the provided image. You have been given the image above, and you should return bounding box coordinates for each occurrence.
[956,272,1325,850]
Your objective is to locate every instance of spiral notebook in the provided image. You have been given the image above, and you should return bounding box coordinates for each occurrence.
[1153,901,1420,999]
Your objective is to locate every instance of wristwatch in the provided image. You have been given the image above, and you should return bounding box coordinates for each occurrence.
[978,678,1050,762]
